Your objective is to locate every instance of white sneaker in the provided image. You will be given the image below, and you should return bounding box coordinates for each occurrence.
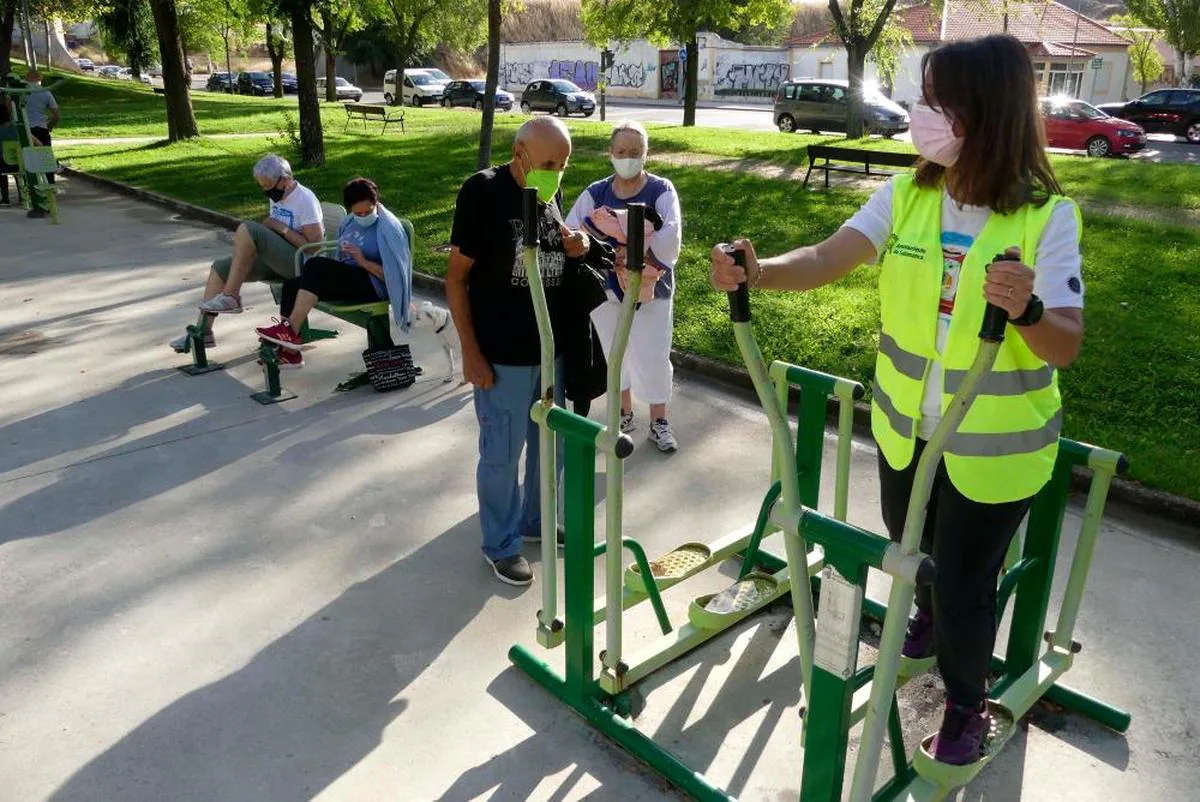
[198,293,243,314]
[649,418,677,453]
[620,410,636,433]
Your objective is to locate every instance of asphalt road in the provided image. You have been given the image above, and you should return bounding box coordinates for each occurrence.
[190,77,1198,164]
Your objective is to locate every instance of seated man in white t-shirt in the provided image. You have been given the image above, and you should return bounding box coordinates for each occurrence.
[171,153,325,352]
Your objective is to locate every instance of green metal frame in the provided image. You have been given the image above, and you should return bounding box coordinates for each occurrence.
[0,76,60,221]
[508,200,1130,799]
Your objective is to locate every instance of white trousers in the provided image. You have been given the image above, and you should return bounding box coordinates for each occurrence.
[590,292,674,406]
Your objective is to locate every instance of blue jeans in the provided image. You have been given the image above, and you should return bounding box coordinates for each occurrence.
[473,360,564,560]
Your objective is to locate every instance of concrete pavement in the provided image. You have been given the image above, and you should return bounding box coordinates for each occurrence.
[1,181,1198,801]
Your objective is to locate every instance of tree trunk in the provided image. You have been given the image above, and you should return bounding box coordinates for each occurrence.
[682,34,698,127]
[266,22,284,98]
[223,31,232,92]
[148,0,199,140]
[324,46,336,102]
[1,0,15,78]
[846,43,867,139]
[477,0,500,168]
[290,5,324,167]
[320,9,337,102]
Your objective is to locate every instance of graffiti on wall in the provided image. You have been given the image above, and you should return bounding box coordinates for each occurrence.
[549,59,599,90]
[659,50,680,99]
[501,58,651,92]
[713,58,790,95]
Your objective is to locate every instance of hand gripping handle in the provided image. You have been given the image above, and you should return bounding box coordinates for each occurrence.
[725,247,751,324]
[980,252,1018,342]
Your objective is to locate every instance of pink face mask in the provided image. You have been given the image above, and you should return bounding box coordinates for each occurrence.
[909,102,962,167]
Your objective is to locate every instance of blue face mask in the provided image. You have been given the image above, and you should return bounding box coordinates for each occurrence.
[352,210,378,227]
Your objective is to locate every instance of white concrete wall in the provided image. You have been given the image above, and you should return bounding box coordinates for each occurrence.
[13,18,80,72]
[498,40,660,99]
[790,44,928,105]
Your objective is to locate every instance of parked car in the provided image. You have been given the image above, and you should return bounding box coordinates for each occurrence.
[520,79,595,117]
[206,71,234,92]
[97,65,124,78]
[280,71,298,94]
[1097,88,1200,144]
[1040,96,1145,157]
[75,57,95,72]
[441,79,513,110]
[773,79,909,137]
[316,76,363,102]
[237,71,275,96]
[382,69,447,106]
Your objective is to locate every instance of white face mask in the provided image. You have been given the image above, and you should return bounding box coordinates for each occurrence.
[611,156,645,180]
[909,102,963,167]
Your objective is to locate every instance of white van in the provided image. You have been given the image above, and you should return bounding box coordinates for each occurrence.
[383,68,449,106]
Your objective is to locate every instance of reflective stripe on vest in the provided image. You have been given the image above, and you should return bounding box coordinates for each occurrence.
[870,176,1077,504]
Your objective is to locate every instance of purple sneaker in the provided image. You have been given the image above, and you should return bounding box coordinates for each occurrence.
[930,701,990,765]
[902,609,935,659]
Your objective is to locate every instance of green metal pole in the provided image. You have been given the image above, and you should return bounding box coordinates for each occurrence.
[849,298,1009,801]
[521,188,560,643]
[725,250,816,709]
[1048,449,1122,652]
[832,378,864,521]
[602,202,647,677]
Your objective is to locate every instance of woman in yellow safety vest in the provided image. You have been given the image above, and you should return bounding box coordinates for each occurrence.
[710,34,1085,766]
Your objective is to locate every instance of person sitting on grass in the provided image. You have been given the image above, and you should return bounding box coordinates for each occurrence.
[253,176,413,369]
[169,153,325,353]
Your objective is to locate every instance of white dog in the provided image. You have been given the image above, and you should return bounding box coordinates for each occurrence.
[410,300,459,383]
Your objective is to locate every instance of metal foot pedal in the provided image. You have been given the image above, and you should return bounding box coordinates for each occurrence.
[898,654,937,680]
[176,321,224,376]
[911,701,1016,791]
[252,342,296,404]
[688,572,782,630]
[624,542,711,593]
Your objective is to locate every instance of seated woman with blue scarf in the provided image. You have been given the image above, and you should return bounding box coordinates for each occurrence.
[255,176,412,368]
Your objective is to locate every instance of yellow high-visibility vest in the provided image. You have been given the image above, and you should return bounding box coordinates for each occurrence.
[870,175,1079,503]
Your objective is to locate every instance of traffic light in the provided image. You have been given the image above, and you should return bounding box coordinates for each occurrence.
[601,49,614,72]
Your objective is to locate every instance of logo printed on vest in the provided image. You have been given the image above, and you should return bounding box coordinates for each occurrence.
[890,241,927,260]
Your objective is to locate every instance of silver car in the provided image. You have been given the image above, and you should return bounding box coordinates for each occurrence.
[774,79,909,137]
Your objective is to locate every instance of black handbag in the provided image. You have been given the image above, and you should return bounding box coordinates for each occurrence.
[362,344,420,392]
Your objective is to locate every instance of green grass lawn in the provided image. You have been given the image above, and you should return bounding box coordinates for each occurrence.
[58,131,1200,500]
[40,71,1200,213]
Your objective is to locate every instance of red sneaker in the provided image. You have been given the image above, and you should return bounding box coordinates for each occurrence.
[256,318,303,351]
[277,346,304,370]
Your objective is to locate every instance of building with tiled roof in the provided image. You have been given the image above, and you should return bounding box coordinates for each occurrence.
[790,2,1157,107]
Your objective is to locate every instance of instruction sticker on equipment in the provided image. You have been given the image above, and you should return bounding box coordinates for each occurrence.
[814,566,864,679]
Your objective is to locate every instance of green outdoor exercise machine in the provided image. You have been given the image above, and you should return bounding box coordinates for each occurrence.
[0,74,59,222]
[508,185,1130,800]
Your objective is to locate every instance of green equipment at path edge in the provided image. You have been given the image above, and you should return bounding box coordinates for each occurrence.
[509,195,1130,800]
[0,74,60,223]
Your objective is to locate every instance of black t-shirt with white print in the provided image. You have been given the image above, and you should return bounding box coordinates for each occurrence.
[451,164,568,366]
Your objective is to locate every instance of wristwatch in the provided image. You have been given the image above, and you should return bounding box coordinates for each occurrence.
[1011,294,1044,327]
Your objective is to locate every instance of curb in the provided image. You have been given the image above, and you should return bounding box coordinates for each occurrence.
[60,167,1200,531]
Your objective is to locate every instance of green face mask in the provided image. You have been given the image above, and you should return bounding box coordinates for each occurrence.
[524,168,564,205]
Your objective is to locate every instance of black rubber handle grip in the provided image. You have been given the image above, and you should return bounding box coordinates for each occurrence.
[980,252,1018,342]
[522,187,538,247]
[626,202,646,273]
[726,246,751,323]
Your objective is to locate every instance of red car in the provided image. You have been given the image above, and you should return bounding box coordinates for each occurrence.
[1040,97,1146,157]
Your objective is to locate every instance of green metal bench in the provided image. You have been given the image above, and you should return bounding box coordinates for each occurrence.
[252,217,417,404]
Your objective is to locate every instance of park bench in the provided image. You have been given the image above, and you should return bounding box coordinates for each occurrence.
[343,102,405,135]
[802,144,918,190]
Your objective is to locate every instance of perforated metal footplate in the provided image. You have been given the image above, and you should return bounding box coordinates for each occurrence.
[625,542,711,592]
[688,572,781,629]
[911,701,1016,791]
